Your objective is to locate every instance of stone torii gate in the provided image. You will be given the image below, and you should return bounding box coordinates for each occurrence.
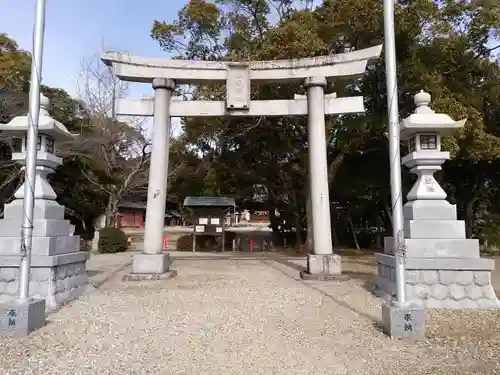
[102,45,382,280]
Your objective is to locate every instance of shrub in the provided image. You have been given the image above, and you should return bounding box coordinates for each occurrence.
[176,234,193,251]
[98,227,127,253]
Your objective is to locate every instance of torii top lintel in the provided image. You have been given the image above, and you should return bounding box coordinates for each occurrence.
[101,45,382,84]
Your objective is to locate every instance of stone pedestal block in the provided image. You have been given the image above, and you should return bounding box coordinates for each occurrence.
[3,199,65,220]
[0,235,80,256]
[381,300,425,340]
[128,253,174,277]
[384,237,480,258]
[375,253,500,309]
[403,219,466,239]
[0,252,93,312]
[403,200,457,220]
[0,298,46,337]
[299,253,346,281]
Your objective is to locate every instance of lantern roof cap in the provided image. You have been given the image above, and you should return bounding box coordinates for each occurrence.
[400,90,466,140]
[0,94,77,140]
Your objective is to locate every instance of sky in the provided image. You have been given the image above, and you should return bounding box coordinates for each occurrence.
[1,0,188,97]
[0,0,189,135]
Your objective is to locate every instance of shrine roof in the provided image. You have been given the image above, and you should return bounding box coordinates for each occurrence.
[183,196,235,208]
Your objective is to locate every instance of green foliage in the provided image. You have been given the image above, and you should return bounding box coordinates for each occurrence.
[0,33,30,94]
[149,0,500,247]
[476,212,500,255]
[98,227,128,254]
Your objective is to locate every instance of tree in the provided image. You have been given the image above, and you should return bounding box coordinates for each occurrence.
[151,0,385,247]
[0,33,30,122]
[66,52,151,227]
[0,34,32,212]
[150,0,500,249]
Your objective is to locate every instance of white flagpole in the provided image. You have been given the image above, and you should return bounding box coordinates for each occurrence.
[383,0,407,305]
[18,0,47,300]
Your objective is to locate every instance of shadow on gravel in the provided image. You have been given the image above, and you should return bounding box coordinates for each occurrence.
[86,270,102,277]
[89,261,133,288]
[261,259,381,325]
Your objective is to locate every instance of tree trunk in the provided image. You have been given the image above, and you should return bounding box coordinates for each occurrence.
[465,198,477,238]
[92,230,100,252]
[294,214,302,248]
[105,196,119,228]
[384,202,393,227]
[347,209,361,251]
[328,152,345,183]
[332,226,338,247]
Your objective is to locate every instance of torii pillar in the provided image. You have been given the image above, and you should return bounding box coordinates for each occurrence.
[124,78,178,280]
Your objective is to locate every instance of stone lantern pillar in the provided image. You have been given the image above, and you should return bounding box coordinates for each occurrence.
[0,94,92,312]
[375,91,499,309]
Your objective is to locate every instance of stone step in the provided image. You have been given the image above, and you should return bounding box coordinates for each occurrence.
[0,219,73,237]
[0,235,79,256]
[384,237,480,258]
[404,219,465,239]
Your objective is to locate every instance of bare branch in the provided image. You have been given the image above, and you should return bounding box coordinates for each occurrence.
[76,52,130,119]
[69,50,153,225]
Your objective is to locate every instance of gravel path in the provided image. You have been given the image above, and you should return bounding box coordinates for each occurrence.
[86,252,134,287]
[1,255,499,374]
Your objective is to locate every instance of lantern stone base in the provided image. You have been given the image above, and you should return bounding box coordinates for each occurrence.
[0,252,92,312]
[0,200,92,312]
[374,250,500,309]
[375,198,500,309]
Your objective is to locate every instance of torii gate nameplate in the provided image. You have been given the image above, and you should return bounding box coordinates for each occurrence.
[226,63,250,110]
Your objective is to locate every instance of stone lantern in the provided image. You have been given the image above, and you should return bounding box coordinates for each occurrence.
[402,90,464,203]
[375,90,500,309]
[0,94,92,312]
[7,95,74,203]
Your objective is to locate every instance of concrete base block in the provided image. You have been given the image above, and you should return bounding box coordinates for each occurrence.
[0,298,46,337]
[0,255,92,313]
[132,253,172,274]
[123,270,178,282]
[381,300,425,340]
[299,253,342,280]
[375,253,500,309]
